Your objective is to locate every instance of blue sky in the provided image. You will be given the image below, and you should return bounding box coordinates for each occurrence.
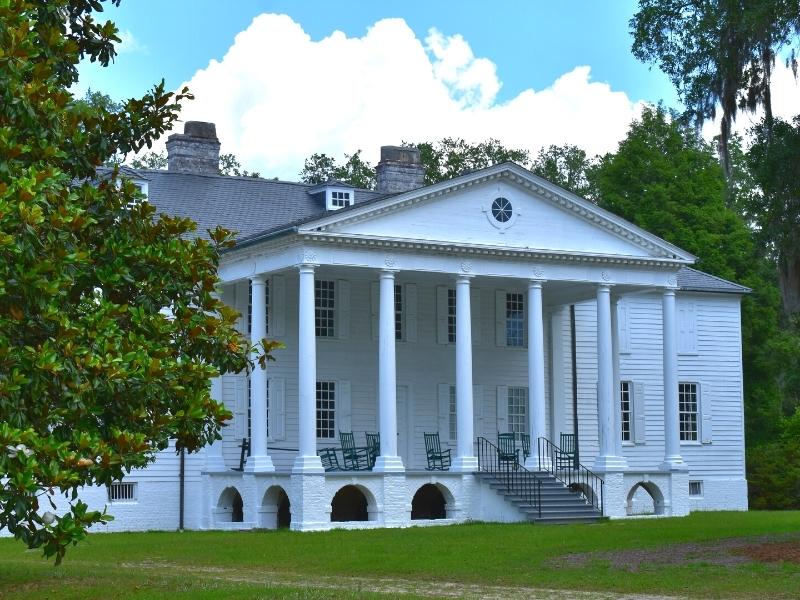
[77,1,796,179]
[82,0,678,107]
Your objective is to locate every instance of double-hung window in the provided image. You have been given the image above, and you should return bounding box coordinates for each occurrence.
[315,280,336,337]
[316,381,336,439]
[394,284,404,341]
[506,292,524,347]
[620,381,632,442]
[447,288,457,343]
[507,387,528,434]
[448,385,457,441]
[679,382,699,442]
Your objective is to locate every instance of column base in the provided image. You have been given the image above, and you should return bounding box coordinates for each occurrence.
[244,454,275,473]
[450,456,478,472]
[524,454,545,471]
[292,454,325,474]
[372,455,405,473]
[203,455,228,472]
[592,455,629,472]
[660,456,689,472]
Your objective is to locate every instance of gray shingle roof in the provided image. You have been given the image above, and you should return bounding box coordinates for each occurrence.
[136,169,383,240]
[677,267,751,294]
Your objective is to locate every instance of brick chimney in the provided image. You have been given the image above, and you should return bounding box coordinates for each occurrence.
[165,121,221,174]
[375,145,425,194]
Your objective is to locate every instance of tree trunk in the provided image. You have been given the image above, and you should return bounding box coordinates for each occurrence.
[779,251,800,319]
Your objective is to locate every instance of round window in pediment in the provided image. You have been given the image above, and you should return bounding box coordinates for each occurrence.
[491,197,513,223]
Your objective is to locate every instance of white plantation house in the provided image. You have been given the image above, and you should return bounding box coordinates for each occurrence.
[83,121,749,531]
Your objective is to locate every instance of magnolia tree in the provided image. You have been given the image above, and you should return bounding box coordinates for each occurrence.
[0,0,264,562]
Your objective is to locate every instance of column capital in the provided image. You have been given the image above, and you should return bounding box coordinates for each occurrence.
[249,273,267,285]
[297,263,316,275]
[597,283,614,293]
[379,268,398,278]
[454,274,474,284]
[662,286,678,296]
[528,279,546,288]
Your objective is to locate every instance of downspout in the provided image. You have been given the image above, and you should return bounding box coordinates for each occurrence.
[570,305,580,467]
[179,447,185,531]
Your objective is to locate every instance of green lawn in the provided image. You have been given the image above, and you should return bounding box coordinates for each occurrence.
[1,512,799,599]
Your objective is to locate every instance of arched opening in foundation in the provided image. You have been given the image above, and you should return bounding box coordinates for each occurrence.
[261,485,291,529]
[568,482,599,507]
[330,485,373,522]
[411,484,447,520]
[217,486,244,523]
[626,481,665,516]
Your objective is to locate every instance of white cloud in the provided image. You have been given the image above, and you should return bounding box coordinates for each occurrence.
[161,14,646,180]
[116,29,145,55]
[701,59,800,142]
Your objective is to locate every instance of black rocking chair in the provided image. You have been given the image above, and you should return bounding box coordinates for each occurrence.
[424,432,451,470]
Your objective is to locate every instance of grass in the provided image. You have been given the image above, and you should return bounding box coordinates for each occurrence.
[0,511,799,598]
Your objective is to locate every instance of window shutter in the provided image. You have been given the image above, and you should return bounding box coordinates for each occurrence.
[633,382,646,444]
[370,281,379,341]
[338,380,352,433]
[437,384,451,442]
[471,288,481,345]
[700,383,713,444]
[235,281,249,335]
[436,287,449,344]
[618,300,630,353]
[337,280,350,339]
[678,301,696,353]
[473,385,484,437]
[270,377,285,441]
[233,376,247,440]
[495,290,507,347]
[405,283,418,342]
[271,274,286,337]
[496,385,509,433]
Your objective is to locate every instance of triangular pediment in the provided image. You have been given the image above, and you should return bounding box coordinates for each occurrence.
[300,164,694,262]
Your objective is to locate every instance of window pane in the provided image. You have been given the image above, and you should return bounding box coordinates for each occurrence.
[449,385,457,441]
[506,292,524,346]
[315,280,335,337]
[508,387,528,434]
[316,381,336,439]
[679,382,698,441]
[620,381,631,442]
[394,284,403,341]
[447,288,456,343]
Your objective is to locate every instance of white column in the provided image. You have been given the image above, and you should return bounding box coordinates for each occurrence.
[661,288,687,470]
[245,275,274,472]
[525,280,547,469]
[204,375,227,471]
[611,296,627,466]
[452,276,478,472]
[594,284,626,472]
[293,265,323,473]
[374,270,404,472]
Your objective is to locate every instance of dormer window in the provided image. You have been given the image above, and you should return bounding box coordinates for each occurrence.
[330,190,351,209]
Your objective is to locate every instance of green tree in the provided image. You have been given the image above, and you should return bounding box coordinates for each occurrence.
[630,0,800,176]
[0,0,261,562]
[593,106,788,445]
[746,115,800,320]
[129,150,167,170]
[414,138,530,185]
[299,150,375,188]
[529,144,598,199]
[219,153,261,178]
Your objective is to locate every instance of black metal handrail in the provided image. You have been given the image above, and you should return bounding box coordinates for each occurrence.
[537,437,604,515]
[477,437,541,518]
